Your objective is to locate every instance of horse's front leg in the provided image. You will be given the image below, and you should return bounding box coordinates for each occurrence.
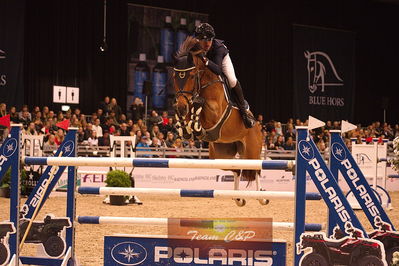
[233,171,246,207]
[175,114,192,140]
[190,97,205,137]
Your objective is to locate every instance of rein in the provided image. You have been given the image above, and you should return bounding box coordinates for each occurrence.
[173,65,223,105]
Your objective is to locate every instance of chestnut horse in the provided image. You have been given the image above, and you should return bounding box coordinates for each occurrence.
[173,37,264,200]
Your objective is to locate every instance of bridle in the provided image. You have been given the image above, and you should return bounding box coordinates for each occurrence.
[173,65,224,107]
[173,66,201,106]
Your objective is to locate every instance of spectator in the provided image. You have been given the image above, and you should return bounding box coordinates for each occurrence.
[25,122,38,135]
[147,110,163,131]
[283,137,295,150]
[130,97,144,122]
[165,132,175,148]
[108,111,119,127]
[151,125,161,139]
[79,114,87,128]
[136,136,151,157]
[127,119,134,132]
[157,132,167,147]
[48,110,56,123]
[161,111,169,126]
[274,121,283,136]
[266,138,276,150]
[88,131,98,146]
[92,118,103,138]
[43,134,58,153]
[257,114,266,131]
[96,108,106,124]
[173,138,184,156]
[118,114,127,124]
[9,106,19,123]
[99,96,111,115]
[19,110,31,127]
[56,111,64,123]
[83,123,93,140]
[161,117,176,135]
[285,124,296,141]
[0,103,7,117]
[119,123,130,136]
[101,117,113,133]
[18,105,31,121]
[274,135,285,150]
[42,106,50,120]
[55,129,65,146]
[135,130,142,144]
[109,98,122,119]
[317,139,327,152]
[98,131,111,146]
[265,120,275,133]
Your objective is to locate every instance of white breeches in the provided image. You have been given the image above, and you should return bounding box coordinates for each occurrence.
[222,54,237,88]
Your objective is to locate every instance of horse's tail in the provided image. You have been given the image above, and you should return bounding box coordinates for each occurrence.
[242,169,260,183]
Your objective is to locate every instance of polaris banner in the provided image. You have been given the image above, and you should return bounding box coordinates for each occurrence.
[329,131,395,231]
[104,235,286,266]
[0,0,25,107]
[293,25,355,121]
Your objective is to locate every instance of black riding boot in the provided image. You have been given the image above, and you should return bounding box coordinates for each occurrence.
[232,81,256,128]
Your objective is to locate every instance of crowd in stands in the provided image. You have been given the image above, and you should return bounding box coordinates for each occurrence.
[1,99,399,156]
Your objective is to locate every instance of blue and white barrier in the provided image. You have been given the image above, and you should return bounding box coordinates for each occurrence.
[78,187,321,200]
[77,216,323,231]
[24,156,294,170]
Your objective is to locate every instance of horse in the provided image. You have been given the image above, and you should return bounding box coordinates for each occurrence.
[172,37,265,206]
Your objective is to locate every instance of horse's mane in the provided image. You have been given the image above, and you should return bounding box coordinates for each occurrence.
[176,36,202,58]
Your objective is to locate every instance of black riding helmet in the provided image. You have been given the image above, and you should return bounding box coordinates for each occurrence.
[194,23,215,41]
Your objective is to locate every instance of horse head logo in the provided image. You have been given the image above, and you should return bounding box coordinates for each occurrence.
[0,49,5,59]
[304,51,343,93]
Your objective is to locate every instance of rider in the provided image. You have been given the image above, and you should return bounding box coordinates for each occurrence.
[194,23,256,128]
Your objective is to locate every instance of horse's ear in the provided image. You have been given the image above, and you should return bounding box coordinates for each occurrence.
[304,50,310,58]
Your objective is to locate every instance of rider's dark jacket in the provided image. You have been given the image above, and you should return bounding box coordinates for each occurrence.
[205,39,229,76]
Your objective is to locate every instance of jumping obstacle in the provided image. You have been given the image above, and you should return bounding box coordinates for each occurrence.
[2,120,395,265]
[1,125,320,266]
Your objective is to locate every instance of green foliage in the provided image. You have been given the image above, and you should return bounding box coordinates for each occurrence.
[105,170,131,188]
[0,168,27,194]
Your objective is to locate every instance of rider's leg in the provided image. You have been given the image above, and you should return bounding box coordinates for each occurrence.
[222,54,256,128]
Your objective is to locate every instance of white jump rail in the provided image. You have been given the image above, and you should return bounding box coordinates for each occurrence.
[77,216,323,231]
[77,187,321,200]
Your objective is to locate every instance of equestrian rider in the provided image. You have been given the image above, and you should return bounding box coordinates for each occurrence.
[194,23,256,128]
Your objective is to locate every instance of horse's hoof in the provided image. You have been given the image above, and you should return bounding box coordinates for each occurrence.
[258,199,269,205]
[234,198,246,207]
